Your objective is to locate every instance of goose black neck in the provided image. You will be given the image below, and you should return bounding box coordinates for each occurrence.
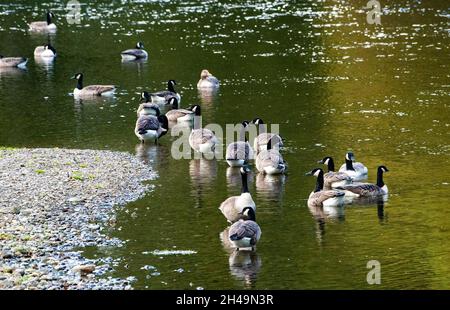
[267,138,272,150]
[76,76,83,90]
[345,158,354,171]
[241,171,249,194]
[376,168,384,187]
[314,171,324,192]
[168,82,176,93]
[327,158,335,172]
[47,13,52,25]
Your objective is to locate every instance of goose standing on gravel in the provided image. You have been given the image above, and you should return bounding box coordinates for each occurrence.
[29,12,56,32]
[34,44,57,58]
[0,55,28,69]
[252,118,283,155]
[166,100,198,123]
[337,166,389,199]
[149,80,181,104]
[137,91,160,117]
[228,207,261,251]
[189,106,218,154]
[226,121,254,167]
[318,156,352,189]
[255,138,287,175]
[219,167,256,224]
[197,69,219,89]
[135,106,169,144]
[71,73,116,97]
[121,42,148,61]
[305,168,345,208]
[338,152,368,181]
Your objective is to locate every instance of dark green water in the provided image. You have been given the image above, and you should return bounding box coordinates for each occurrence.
[0,0,449,289]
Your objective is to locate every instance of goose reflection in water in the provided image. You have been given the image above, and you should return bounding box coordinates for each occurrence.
[198,87,219,107]
[0,67,26,78]
[219,227,261,288]
[308,204,345,246]
[135,143,170,167]
[255,173,286,202]
[226,167,254,193]
[189,159,218,208]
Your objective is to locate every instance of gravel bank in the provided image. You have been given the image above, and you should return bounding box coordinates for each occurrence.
[0,148,156,290]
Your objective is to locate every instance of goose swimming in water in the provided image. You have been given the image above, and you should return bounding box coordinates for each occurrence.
[34,44,57,58]
[337,166,389,199]
[255,138,287,175]
[226,121,254,167]
[252,118,283,155]
[219,167,256,224]
[121,42,148,61]
[135,106,169,144]
[165,100,198,123]
[197,69,219,89]
[0,55,28,69]
[188,106,218,154]
[137,91,160,117]
[228,207,261,251]
[338,152,368,181]
[149,80,181,104]
[318,156,352,189]
[305,168,345,208]
[72,73,116,97]
[29,12,56,32]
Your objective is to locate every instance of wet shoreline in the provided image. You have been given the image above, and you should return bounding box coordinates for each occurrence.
[0,148,156,289]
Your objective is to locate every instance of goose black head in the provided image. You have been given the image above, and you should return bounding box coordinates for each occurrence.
[141,91,150,102]
[242,120,250,128]
[252,118,264,125]
[45,44,56,55]
[317,156,332,165]
[345,152,355,162]
[191,105,201,116]
[305,168,323,177]
[168,79,177,86]
[378,165,389,173]
[71,73,83,80]
[136,42,144,49]
[241,207,256,221]
[168,97,178,109]
[47,12,55,24]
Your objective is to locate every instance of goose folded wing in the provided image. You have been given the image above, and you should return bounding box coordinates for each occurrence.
[325,172,352,183]
[342,184,379,196]
[229,221,258,240]
[137,116,160,131]
[121,49,146,57]
[83,85,115,93]
[2,57,26,66]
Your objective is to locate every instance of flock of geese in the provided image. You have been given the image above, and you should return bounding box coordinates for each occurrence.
[2,12,390,253]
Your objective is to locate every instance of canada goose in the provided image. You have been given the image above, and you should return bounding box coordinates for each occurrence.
[29,12,56,32]
[338,152,368,181]
[134,107,169,144]
[305,168,345,208]
[0,55,28,69]
[228,207,261,250]
[121,42,148,60]
[166,100,198,123]
[34,44,56,58]
[219,167,256,224]
[188,105,218,153]
[255,138,287,175]
[137,91,160,117]
[252,118,283,155]
[337,166,389,198]
[71,73,116,97]
[197,69,220,89]
[318,156,352,189]
[149,80,181,104]
[226,121,254,167]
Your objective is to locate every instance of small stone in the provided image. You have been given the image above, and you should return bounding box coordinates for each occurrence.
[72,265,96,275]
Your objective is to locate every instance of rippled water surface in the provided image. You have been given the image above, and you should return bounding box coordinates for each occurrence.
[0,0,449,289]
